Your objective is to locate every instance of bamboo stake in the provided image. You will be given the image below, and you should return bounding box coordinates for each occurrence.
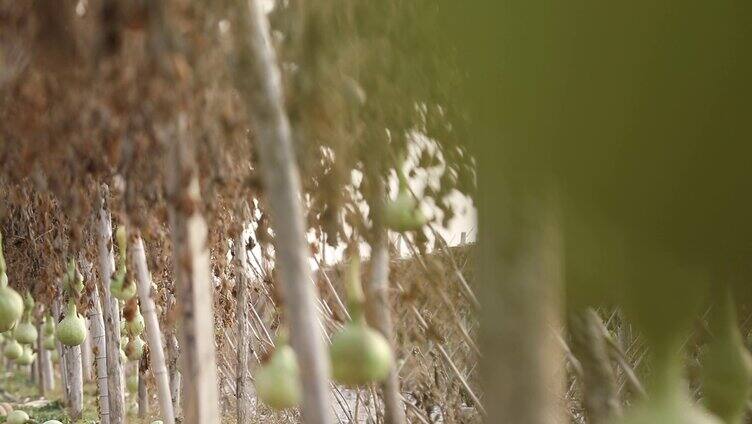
[229,1,333,422]
[165,115,221,424]
[52,287,68,405]
[95,185,125,423]
[138,360,149,418]
[81,317,94,382]
[37,319,53,396]
[87,279,110,424]
[233,233,254,422]
[365,237,406,424]
[131,235,176,424]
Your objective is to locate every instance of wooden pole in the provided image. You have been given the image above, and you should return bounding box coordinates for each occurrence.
[87,280,110,424]
[233,233,254,422]
[165,115,221,424]
[131,235,176,424]
[230,1,333,422]
[95,185,125,423]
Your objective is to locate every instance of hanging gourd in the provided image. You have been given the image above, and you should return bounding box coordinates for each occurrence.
[125,335,146,360]
[43,314,55,336]
[125,307,145,337]
[14,320,36,345]
[3,338,22,360]
[50,349,59,364]
[384,163,426,232]
[701,288,752,424]
[329,255,394,386]
[16,345,35,366]
[5,410,29,424]
[14,292,37,345]
[56,299,87,347]
[255,332,302,410]
[43,335,56,351]
[0,231,24,333]
[110,226,134,301]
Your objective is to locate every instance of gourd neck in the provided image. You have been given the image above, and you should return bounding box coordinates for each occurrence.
[66,300,77,317]
[345,255,366,324]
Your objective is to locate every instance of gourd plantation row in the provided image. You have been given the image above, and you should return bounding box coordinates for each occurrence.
[2,0,752,424]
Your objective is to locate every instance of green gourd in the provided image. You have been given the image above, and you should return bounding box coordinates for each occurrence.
[384,172,426,233]
[6,410,29,424]
[329,256,394,386]
[125,335,146,360]
[255,342,302,410]
[126,309,145,337]
[701,288,752,424]
[4,338,22,360]
[50,348,59,364]
[16,345,34,366]
[56,300,87,346]
[111,278,137,301]
[43,335,56,351]
[14,321,37,345]
[0,274,24,333]
[42,315,55,336]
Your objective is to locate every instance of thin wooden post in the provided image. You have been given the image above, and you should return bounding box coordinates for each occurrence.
[132,235,176,424]
[87,280,110,424]
[95,185,125,423]
[230,1,333,422]
[234,233,254,422]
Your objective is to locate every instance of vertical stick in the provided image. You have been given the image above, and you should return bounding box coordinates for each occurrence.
[569,308,621,424]
[479,191,565,423]
[87,281,110,424]
[234,233,254,422]
[365,237,405,424]
[132,235,176,424]
[96,185,125,423]
[165,115,221,424]
[138,363,149,418]
[81,318,94,382]
[38,320,55,395]
[52,289,68,405]
[230,1,333,422]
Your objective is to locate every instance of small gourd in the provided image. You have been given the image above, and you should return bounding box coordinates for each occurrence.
[255,339,302,410]
[43,335,56,351]
[4,338,22,360]
[50,348,59,364]
[5,410,30,424]
[14,320,37,345]
[384,170,426,232]
[111,279,137,301]
[329,256,394,386]
[16,345,35,366]
[126,309,145,337]
[56,300,87,346]
[0,273,24,333]
[125,335,146,360]
[42,315,55,336]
